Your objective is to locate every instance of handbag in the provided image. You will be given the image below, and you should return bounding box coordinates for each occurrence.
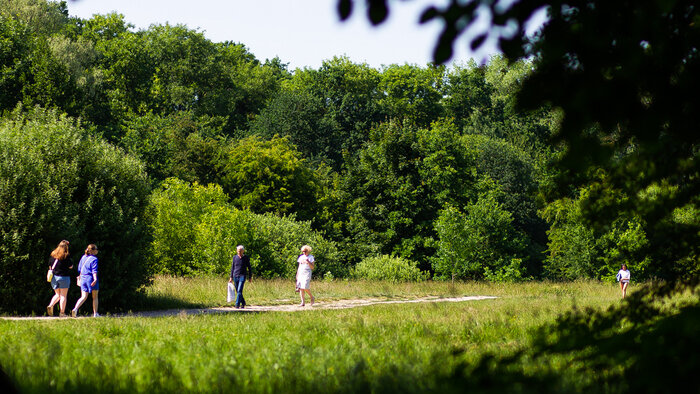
[77,276,82,286]
[46,259,58,282]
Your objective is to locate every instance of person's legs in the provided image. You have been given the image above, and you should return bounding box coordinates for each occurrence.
[58,288,69,315]
[72,291,89,317]
[234,276,246,308]
[47,289,60,315]
[307,289,314,305]
[91,290,99,316]
[299,288,306,306]
[622,282,628,298]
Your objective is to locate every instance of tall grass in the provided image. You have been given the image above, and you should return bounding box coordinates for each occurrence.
[140,275,621,310]
[0,279,627,393]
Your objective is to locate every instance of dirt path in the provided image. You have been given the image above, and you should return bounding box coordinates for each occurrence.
[1,295,497,320]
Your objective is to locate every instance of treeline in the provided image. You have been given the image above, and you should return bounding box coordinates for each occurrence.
[0,0,688,312]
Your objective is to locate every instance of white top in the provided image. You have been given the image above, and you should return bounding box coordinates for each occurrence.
[618,269,630,282]
[297,254,314,265]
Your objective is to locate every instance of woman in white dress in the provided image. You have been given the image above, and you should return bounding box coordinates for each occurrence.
[296,245,315,306]
[617,264,631,298]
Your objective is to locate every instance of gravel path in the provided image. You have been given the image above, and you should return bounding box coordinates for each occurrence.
[1,295,497,320]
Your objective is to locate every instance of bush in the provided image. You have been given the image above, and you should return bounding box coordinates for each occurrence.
[0,107,151,314]
[148,179,346,278]
[354,255,428,282]
[433,194,529,281]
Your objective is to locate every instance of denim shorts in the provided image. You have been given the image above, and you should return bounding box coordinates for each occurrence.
[51,275,70,290]
[80,275,99,292]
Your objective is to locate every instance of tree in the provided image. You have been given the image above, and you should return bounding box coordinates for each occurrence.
[248,89,339,165]
[378,63,445,128]
[219,136,321,222]
[342,119,480,267]
[434,194,529,281]
[285,56,383,168]
[119,111,227,185]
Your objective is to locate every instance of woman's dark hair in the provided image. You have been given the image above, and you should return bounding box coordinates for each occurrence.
[84,244,98,255]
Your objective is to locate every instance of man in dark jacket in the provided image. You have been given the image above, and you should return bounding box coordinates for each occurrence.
[229,245,252,308]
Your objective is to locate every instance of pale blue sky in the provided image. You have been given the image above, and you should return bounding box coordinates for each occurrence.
[66,0,543,70]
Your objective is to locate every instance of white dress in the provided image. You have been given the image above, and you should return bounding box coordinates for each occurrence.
[296,254,314,289]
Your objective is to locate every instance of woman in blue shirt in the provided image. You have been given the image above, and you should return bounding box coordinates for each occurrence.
[71,244,100,317]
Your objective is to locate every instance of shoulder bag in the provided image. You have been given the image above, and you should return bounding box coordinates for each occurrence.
[46,259,58,282]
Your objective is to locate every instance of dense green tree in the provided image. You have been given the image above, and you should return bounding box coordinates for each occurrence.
[119,111,227,185]
[248,89,339,164]
[433,194,529,281]
[442,61,493,131]
[342,120,480,267]
[0,13,74,113]
[2,0,70,36]
[378,63,444,127]
[285,57,383,168]
[463,134,547,272]
[219,136,321,222]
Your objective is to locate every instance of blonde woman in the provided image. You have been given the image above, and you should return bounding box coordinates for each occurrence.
[71,244,100,317]
[46,240,73,317]
[296,245,315,306]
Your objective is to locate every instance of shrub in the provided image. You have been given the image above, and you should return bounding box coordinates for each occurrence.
[148,179,346,278]
[354,255,429,282]
[433,194,529,281]
[0,107,151,314]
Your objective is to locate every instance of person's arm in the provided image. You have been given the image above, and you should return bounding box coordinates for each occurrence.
[246,256,252,282]
[91,257,98,286]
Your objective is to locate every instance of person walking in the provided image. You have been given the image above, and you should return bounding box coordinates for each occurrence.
[229,245,252,309]
[71,244,100,317]
[46,240,73,317]
[296,245,315,307]
[616,264,631,298]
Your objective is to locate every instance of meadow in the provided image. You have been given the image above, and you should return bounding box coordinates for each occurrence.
[0,278,625,393]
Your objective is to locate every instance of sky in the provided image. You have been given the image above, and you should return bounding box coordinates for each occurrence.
[64,0,528,70]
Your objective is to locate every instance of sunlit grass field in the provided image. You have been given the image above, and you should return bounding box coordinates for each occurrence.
[0,278,626,393]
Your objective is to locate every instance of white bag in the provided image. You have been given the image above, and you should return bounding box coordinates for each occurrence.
[227,282,235,303]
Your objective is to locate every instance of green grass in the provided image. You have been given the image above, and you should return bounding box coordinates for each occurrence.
[140,275,622,309]
[0,278,626,393]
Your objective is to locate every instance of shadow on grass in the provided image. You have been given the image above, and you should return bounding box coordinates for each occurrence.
[130,293,209,312]
[117,306,266,319]
[0,365,18,394]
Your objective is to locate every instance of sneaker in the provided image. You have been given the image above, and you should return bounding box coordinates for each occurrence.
[93,313,100,317]
[58,313,67,318]
[46,306,53,317]
[310,296,315,306]
[71,310,77,318]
